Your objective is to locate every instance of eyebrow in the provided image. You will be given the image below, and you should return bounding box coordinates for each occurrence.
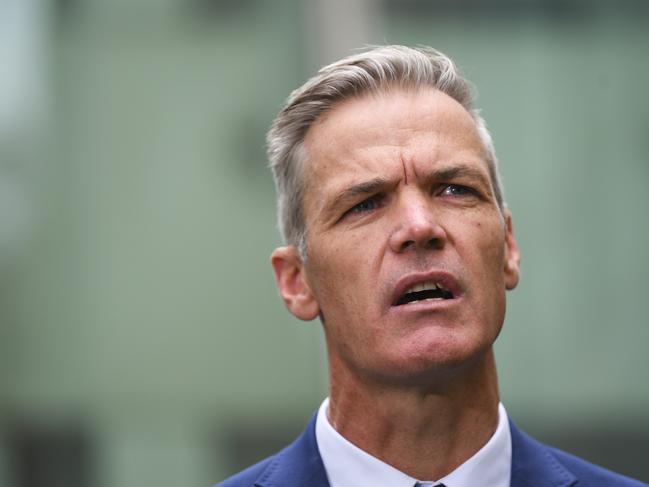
[336,177,390,201]
[428,164,491,188]
[320,177,390,219]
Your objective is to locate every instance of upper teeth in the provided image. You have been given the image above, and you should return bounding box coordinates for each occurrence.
[405,280,447,294]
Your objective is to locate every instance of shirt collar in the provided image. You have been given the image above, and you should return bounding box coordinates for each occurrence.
[315,398,512,487]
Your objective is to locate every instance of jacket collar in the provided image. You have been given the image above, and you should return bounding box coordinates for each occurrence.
[255,413,329,487]
[253,413,579,487]
[509,418,578,487]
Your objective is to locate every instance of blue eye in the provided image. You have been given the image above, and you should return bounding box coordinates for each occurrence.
[352,197,380,212]
[349,196,382,215]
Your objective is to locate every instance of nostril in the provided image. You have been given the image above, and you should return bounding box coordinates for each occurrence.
[400,240,415,252]
[389,217,447,253]
[426,237,443,250]
[398,236,443,253]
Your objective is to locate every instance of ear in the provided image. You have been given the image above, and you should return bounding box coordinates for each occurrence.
[271,246,320,321]
[502,210,521,291]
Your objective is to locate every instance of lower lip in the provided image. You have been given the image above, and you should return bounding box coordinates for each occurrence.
[389,296,462,313]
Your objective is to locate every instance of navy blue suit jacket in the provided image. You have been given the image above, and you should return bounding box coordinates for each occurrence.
[216,413,647,486]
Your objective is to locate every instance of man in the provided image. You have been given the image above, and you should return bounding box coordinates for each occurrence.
[217,46,646,487]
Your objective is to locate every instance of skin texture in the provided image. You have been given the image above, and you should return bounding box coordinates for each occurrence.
[271,87,521,480]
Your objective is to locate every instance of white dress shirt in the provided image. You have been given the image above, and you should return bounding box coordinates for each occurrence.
[315,398,512,487]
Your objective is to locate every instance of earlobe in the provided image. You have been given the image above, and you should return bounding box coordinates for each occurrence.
[502,210,521,291]
[271,246,320,321]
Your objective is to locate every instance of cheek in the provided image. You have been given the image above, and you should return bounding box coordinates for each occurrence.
[459,217,508,291]
[308,244,361,306]
[473,216,505,256]
[308,236,384,316]
[473,222,509,318]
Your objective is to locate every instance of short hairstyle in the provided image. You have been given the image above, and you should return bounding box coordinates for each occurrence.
[267,45,505,255]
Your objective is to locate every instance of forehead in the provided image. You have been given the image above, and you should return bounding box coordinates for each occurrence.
[306,88,479,149]
[301,88,489,203]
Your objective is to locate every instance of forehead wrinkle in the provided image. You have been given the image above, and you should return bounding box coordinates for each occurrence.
[400,152,408,185]
[411,155,420,183]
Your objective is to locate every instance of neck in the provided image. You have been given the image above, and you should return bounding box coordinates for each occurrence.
[326,349,500,480]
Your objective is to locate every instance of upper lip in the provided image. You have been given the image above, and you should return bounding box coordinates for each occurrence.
[391,270,463,307]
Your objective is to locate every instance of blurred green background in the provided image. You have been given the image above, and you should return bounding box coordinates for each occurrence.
[0,0,648,486]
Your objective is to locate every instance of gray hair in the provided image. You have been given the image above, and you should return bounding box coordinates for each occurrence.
[267,45,505,255]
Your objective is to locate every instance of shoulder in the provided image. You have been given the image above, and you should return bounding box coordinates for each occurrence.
[547,446,647,486]
[509,417,647,487]
[213,411,327,487]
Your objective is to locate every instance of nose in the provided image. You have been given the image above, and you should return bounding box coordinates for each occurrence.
[388,193,447,253]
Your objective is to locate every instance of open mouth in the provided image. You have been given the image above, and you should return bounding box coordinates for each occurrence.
[395,280,455,306]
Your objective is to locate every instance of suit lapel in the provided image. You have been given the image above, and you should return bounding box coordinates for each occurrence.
[254,413,329,487]
[509,418,578,487]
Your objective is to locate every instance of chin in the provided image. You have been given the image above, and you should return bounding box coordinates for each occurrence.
[377,336,495,384]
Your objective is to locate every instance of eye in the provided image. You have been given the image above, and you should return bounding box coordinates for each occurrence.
[347,195,383,216]
[439,184,474,197]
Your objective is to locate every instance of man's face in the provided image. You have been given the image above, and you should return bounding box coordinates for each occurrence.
[272,88,520,384]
